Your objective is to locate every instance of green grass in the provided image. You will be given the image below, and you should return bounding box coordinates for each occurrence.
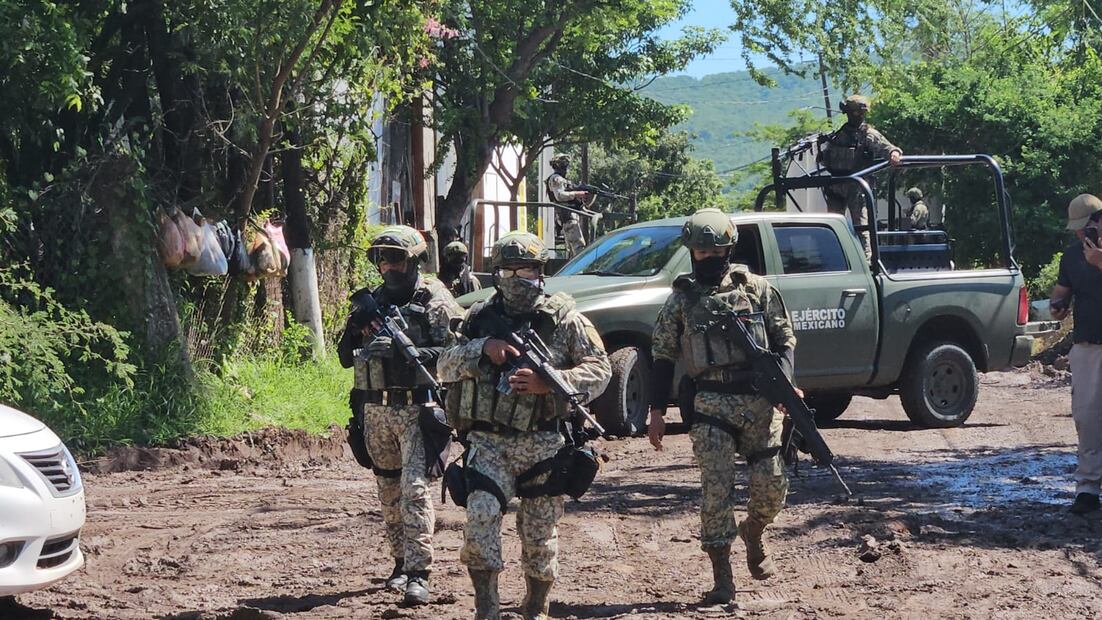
[39,354,352,457]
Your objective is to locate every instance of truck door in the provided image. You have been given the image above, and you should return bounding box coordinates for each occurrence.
[765,222,879,388]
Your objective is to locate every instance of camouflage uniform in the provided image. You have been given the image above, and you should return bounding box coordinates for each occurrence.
[438,292,610,579]
[652,263,795,549]
[441,241,483,298]
[819,95,902,253]
[546,167,591,258]
[343,276,461,574]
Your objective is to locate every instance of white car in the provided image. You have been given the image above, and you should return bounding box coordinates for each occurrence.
[0,404,85,595]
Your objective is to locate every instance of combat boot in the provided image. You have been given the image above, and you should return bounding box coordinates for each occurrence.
[385,558,407,591]
[403,571,430,606]
[521,576,554,620]
[469,569,500,620]
[702,544,735,604]
[739,516,776,580]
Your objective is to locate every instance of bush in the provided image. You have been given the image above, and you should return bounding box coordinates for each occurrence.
[1029,251,1062,299]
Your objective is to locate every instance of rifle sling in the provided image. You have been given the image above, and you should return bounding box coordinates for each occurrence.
[692,412,781,465]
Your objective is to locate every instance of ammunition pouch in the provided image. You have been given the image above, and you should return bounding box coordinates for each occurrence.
[677,375,697,426]
[516,445,600,501]
[346,389,374,470]
[419,404,454,479]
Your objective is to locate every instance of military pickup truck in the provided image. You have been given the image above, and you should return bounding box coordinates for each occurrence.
[457,156,1047,435]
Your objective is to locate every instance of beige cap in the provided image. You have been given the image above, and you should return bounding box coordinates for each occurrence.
[1067,194,1102,230]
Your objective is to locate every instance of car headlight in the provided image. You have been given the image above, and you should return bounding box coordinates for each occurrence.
[61,445,82,491]
[0,457,24,489]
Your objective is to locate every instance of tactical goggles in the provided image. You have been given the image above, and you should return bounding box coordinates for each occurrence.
[368,247,409,265]
[495,265,541,279]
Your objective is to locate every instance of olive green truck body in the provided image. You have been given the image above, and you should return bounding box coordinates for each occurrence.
[458,212,1047,434]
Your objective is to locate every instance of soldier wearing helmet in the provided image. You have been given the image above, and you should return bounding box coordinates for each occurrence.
[647,208,797,604]
[545,154,594,258]
[818,94,903,255]
[336,225,462,606]
[440,240,482,298]
[438,231,611,620]
[904,187,929,231]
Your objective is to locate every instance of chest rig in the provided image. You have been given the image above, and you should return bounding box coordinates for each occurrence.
[820,124,871,175]
[677,268,770,381]
[448,293,575,433]
[353,285,436,391]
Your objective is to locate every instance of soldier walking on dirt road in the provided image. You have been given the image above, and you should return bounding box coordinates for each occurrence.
[646,208,798,604]
[337,226,462,605]
[439,232,611,620]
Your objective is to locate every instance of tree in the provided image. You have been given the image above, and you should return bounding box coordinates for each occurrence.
[430,0,721,240]
[577,131,732,221]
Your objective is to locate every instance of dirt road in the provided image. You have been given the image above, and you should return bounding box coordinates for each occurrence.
[13,368,1102,619]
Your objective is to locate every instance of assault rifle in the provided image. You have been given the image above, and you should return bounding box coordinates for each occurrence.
[696,309,852,496]
[568,182,628,202]
[350,291,440,395]
[501,328,608,444]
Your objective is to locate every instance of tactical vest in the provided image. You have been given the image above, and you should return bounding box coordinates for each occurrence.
[820,124,870,175]
[449,293,575,432]
[677,269,770,379]
[353,285,437,391]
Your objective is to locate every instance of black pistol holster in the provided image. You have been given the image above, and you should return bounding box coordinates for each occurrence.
[346,389,374,470]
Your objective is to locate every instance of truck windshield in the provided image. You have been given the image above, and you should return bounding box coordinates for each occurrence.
[557,226,682,277]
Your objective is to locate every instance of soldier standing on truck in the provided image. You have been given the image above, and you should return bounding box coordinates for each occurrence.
[818,94,903,255]
[904,187,930,230]
[336,226,462,605]
[439,240,482,298]
[646,208,798,604]
[439,232,611,620]
[545,154,593,258]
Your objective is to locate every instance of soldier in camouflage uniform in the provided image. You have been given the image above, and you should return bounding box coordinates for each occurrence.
[545,154,593,258]
[440,240,482,298]
[646,209,797,604]
[904,187,930,231]
[337,225,462,606]
[818,94,904,255]
[438,231,611,620]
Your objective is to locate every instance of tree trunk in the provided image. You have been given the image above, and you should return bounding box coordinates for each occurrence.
[94,155,191,376]
[281,132,325,358]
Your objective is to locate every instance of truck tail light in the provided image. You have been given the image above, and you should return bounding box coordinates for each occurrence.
[1017,286,1029,325]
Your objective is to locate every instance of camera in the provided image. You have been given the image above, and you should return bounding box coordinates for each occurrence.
[1086,227,1099,246]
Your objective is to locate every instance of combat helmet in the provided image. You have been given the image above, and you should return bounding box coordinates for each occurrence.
[368,225,428,264]
[681,208,738,250]
[490,231,550,269]
[443,240,469,260]
[550,154,570,171]
[840,94,870,113]
[906,187,923,201]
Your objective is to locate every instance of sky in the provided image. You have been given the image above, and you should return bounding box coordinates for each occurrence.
[657,0,750,78]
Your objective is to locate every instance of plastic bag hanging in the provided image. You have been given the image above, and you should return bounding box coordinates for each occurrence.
[227,228,252,276]
[173,209,203,267]
[264,220,291,277]
[186,209,229,276]
[156,208,186,268]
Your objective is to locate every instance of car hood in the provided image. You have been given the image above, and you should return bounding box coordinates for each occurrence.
[0,403,47,438]
[456,274,658,307]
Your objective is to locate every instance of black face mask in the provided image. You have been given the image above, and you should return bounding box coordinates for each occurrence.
[693,255,729,286]
[442,257,466,272]
[382,264,419,304]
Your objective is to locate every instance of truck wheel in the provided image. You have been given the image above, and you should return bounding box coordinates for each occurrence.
[591,347,650,437]
[900,341,978,428]
[806,394,852,424]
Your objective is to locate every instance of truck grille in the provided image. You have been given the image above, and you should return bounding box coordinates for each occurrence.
[20,447,76,494]
[37,533,79,569]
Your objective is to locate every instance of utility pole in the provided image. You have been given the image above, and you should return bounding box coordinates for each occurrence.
[818,52,833,124]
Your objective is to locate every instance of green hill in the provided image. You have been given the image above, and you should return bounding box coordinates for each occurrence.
[642,68,840,175]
